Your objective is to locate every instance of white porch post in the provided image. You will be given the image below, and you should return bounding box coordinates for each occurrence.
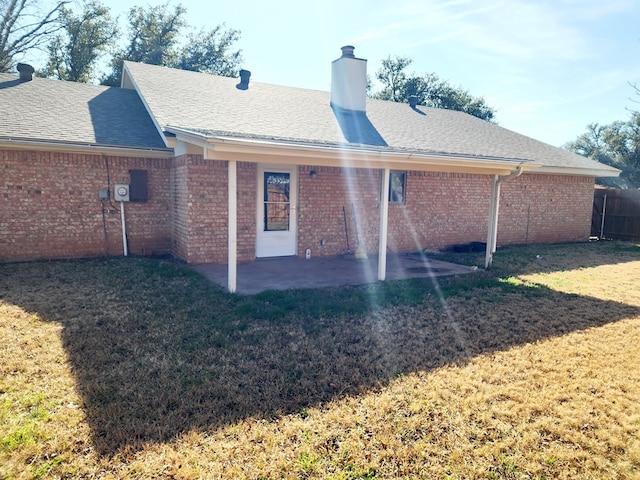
[228,160,237,293]
[485,175,501,269]
[378,168,390,281]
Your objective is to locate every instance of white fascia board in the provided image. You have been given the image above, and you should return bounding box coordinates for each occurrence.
[533,165,621,177]
[0,138,174,158]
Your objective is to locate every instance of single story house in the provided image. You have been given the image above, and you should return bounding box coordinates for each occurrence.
[0,46,619,292]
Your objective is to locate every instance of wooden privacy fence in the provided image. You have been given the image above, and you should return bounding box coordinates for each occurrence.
[592,188,640,241]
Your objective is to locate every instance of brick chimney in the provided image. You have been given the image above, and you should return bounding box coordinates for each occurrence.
[331,46,367,112]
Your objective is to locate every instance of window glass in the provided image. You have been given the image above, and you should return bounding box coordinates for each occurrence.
[263,172,290,231]
[388,171,406,204]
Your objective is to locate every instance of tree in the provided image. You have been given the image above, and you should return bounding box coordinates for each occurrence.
[40,0,116,82]
[372,55,496,122]
[374,55,412,102]
[101,2,187,86]
[100,2,242,86]
[174,24,242,76]
[0,0,67,72]
[565,113,640,188]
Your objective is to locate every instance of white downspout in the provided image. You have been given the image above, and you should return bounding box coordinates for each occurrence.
[485,165,523,269]
[120,201,128,256]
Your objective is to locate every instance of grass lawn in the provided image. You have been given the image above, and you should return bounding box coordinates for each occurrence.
[1,241,639,479]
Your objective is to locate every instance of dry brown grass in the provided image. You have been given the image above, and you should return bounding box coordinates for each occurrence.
[1,241,640,479]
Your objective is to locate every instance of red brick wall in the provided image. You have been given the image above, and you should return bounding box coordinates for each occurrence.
[171,155,256,264]
[170,155,190,261]
[237,162,257,261]
[1,150,595,264]
[498,173,594,244]
[298,167,595,255]
[298,165,380,257]
[386,171,492,252]
[0,149,171,262]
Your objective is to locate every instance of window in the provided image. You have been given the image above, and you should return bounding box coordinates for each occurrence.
[387,171,406,204]
[263,172,290,231]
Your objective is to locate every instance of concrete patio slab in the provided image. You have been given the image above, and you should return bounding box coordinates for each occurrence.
[192,253,478,295]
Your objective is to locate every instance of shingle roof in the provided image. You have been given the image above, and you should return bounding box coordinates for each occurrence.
[0,72,166,150]
[124,61,619,175]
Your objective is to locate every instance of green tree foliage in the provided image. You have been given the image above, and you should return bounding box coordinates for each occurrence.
[40,0,116,82]
[101,2,187,86]
[174,24,241,76]
[100,2,242,86]
[372,55,496,122]
[0,0,67,72]
[374,55,412,102]
[565,113,640,188]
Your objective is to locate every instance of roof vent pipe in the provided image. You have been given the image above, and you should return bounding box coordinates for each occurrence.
[17,63,34,82]
[408,95,418,108]
[236,69,251,90]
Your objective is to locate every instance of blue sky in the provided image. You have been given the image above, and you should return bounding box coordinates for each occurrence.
[82,0,640,146]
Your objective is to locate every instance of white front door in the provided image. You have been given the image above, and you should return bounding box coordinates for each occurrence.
[256,165,297,257]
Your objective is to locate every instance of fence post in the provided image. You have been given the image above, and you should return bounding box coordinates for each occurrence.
[599,194,607,240]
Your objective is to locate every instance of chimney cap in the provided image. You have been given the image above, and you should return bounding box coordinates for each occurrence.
[17,63,34,82]
[340,45,356,58]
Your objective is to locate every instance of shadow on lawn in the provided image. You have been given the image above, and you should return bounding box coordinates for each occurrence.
[0,249,639,457]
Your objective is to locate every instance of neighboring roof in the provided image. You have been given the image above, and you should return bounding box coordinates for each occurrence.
[0,72,168,153]
[123,61,619,177]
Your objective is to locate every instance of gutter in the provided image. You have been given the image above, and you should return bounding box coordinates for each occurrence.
[532,165,621,178]
[0,137,174,158]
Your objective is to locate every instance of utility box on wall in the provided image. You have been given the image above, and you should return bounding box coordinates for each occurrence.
[129,169,148,202]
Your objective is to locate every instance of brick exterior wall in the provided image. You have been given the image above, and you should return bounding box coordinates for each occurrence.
[1,150,595,264]
[498,173,595,245]
[297,166,595,255]
[0,149,171,262]
[298,165,380,257]
[171,155,256,264]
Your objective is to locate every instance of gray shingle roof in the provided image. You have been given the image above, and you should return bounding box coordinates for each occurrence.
[124,61,619,175]
[0,72,166,150]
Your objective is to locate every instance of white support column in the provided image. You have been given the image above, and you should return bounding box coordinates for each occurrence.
[378,168,390,281]
[485,175,501,269]
[228,160,237,293]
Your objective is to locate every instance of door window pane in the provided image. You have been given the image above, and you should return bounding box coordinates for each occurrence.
[264,172,290,231]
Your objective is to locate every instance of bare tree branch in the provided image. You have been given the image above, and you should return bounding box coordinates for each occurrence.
[0,0,68,71]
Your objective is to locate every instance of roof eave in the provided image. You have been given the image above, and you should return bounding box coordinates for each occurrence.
[534,165,621,177]
[0,137,174,158]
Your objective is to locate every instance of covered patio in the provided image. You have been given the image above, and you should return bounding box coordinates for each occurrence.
[192,252,477,295]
